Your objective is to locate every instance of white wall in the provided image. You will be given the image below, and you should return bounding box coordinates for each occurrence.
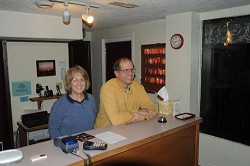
[7,42,69,134]
[0,10,91,41]
[166,12,201,115]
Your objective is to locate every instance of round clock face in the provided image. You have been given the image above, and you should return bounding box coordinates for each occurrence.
[170,34,184,49]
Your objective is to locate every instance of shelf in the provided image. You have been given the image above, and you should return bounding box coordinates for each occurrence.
[29,95,62,109]
[17,121,48,147]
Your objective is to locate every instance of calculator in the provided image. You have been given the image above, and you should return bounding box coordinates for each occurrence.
[83,141,107,150]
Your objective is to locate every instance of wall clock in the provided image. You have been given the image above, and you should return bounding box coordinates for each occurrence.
[170,34,184,49]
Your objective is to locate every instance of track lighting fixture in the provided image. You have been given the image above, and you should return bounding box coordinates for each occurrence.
[36,0,99,26]
[82,8,94,24]
[62,2,70,24]
[62,9,70,24]
[82,19,93,28]
[82,14,94,24]
[82,7,94,27]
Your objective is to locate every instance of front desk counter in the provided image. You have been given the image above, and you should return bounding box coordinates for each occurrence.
[16,114,202,166]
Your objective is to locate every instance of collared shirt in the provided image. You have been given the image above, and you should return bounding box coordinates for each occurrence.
[49,93,97,139]
[94,78,157,128]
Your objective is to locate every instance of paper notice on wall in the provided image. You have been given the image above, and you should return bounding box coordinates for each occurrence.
[12,81,31,96]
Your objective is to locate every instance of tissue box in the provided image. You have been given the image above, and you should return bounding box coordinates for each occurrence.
[158,100,173,115]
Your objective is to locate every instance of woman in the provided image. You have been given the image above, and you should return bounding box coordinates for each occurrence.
[49,65,97,139]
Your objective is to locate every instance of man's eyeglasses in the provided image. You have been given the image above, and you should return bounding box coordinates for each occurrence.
[118,68,136,74]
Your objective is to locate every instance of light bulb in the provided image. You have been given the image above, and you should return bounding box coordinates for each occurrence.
[87,16,94,23]
[82,14,94,24]
[62,9,70,23]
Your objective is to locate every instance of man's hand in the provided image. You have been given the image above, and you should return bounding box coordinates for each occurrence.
[125,108,155,124]
[138,108,154,118]
[125,112,146,124]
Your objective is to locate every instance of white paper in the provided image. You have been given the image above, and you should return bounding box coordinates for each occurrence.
[95,131,127,144]
[157,86,169,101]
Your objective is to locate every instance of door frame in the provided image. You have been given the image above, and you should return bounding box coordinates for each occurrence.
[101,34,134,84]
[0,40,14,149]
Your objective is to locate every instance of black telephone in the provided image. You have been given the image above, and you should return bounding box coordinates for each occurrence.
[83,141,107,150]
[56,85,62,96]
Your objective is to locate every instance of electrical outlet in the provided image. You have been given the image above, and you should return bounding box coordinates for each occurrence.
[56,82,62,89]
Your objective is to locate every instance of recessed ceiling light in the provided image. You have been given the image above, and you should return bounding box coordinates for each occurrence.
[35,1,55,9]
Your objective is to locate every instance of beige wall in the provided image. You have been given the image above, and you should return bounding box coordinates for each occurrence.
[7,42,68,132]
[0,10,91,41]
[166,12,201,115]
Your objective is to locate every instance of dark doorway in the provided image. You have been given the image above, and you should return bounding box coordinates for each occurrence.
[0,41,14,149]
[201,43,250,146]
[201,15,250,146]
[68,40,92,94]
[105,41,131,81]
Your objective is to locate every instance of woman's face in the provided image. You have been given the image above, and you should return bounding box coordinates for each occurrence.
[70,72,86,96]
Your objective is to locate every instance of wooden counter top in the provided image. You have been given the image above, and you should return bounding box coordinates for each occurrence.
[16,114,202,166]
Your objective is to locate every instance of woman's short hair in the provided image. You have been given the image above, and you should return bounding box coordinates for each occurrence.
[64,65,90,94]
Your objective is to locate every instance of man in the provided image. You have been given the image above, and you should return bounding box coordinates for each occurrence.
[95,57,157,128]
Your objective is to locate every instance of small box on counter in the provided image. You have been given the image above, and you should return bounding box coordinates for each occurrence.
[158,100,180,116]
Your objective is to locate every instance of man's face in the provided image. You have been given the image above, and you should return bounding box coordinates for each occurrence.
[115,60,135,89]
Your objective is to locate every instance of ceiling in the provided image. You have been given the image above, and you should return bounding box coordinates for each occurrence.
[0,0,250,31]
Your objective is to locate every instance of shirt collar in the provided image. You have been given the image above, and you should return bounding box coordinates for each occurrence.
[66,92,88,104]
[115,78,133,94]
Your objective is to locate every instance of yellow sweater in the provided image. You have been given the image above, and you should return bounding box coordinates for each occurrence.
[95,78,157,128]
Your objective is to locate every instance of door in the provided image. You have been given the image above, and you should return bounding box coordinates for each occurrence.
[0,41,14,149]
[68,40,92,94]
[105,41,131,81]
[201,43,250,145]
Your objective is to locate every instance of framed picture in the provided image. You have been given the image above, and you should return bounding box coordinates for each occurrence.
[141,43,166,93]
[36,60,56,77]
